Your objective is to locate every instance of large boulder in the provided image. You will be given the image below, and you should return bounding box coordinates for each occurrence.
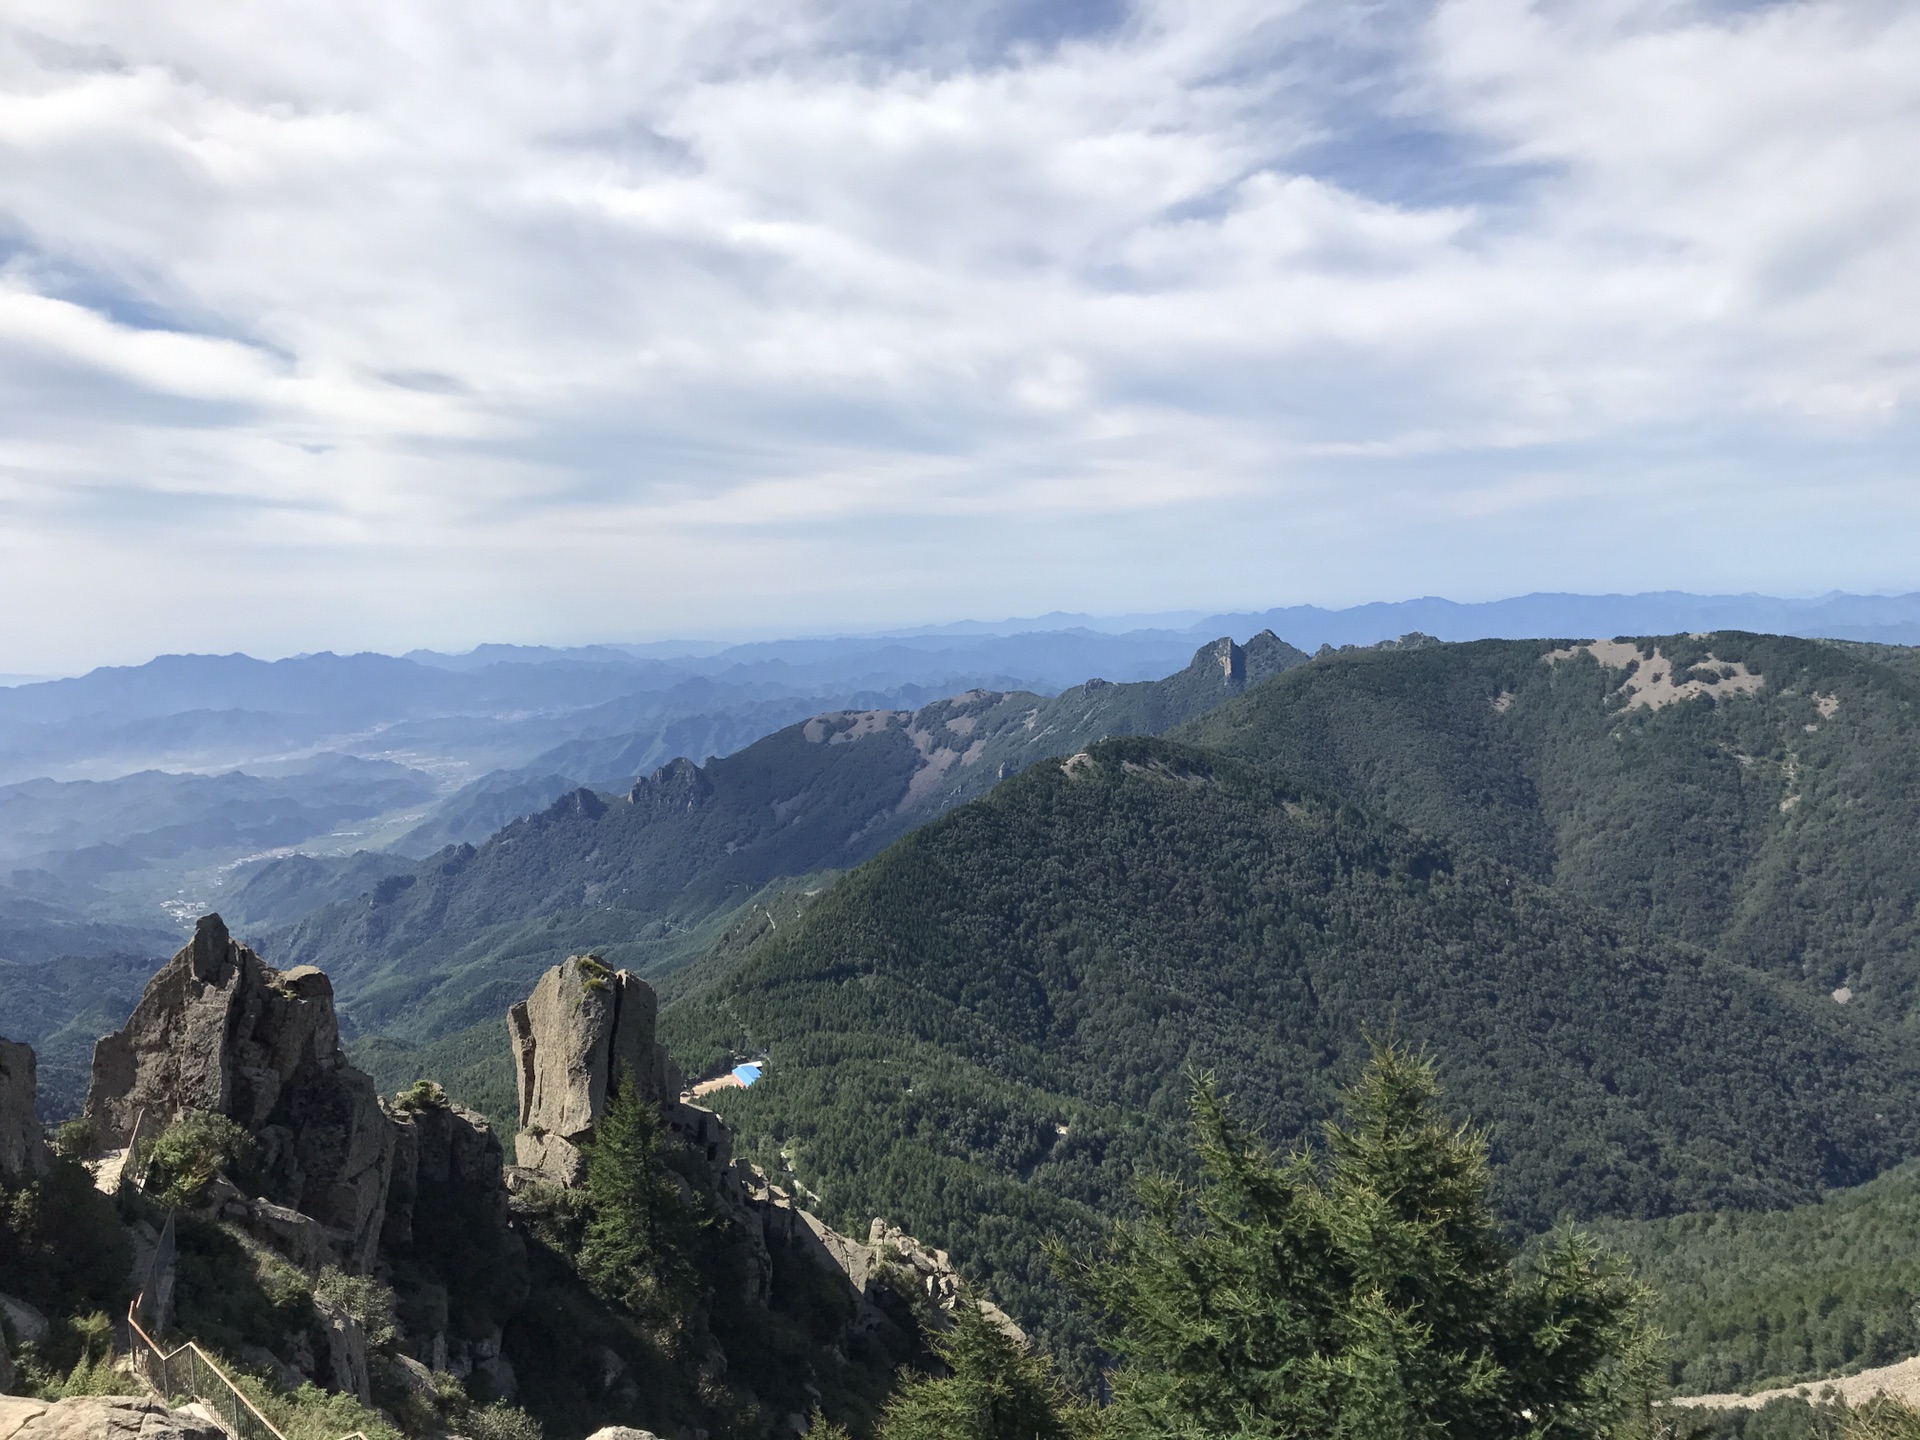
[0,1039,47,1180]
[508,957,659,1183]
[0,1298,47,1351]
[0,1396,224,1440]
[84,914,395,1271]
[312,1297,371,1403]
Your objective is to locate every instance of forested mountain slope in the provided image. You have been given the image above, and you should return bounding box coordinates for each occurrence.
[1180,632,1920,1018]
[267,633,1305,1044]
[660,735,1920,1363]
[1595,1161,1920,1396]
[0,884,175,966]
[0,949,159,1114]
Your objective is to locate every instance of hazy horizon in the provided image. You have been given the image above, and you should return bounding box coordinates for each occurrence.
[10,585,1920,681]
[6,2,1918,670]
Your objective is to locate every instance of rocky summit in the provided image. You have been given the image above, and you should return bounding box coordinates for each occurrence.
[508,955,672,1184]
[85,914,396,1272]
[0,916,1017,1439]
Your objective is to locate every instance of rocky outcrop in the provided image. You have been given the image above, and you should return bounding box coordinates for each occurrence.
[508,956,666,1183]
[0,1396,224,1440]
[1207,636,1246,684]
[383,1091,528,1388]
[508,958,1018,1345]
[384,1094,514,1252]
[830,1219,1024,1343]
[0,926,1036,1440]
[0,1038,48,1180]
[67,917,532,1403]
[0,1298,47,1352]
[84,915,394,1272]
[312,1297,372,1403]
[629,756,712,812]
[541,788,607,824]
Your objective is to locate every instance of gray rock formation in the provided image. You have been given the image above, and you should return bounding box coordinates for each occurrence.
[0,1297,47,1351]
[629,755,712,812]
[584,1428,663,1440]
[69,923,531,1407]
[236,1196,330,1273]
[384,1094,513,1250]
[508,956,661,1183]
[860,1220,1024,1343]
[85,914,394,1271]
[0,1039,47,1180]
[312,1296,371,1402]
[0,1396,224,1440]
[0,1297,41,1401]
[1207,636,1246,683]
[382,1091,528,1381]
[506,958,1020,1344]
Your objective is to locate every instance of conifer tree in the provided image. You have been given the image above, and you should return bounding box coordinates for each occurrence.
[1064,1046,1657,1439]
[579,1072,702,1328]
[874,1302,1103,1440]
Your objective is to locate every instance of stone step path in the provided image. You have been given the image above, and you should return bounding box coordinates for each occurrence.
[88,1147,133,1194]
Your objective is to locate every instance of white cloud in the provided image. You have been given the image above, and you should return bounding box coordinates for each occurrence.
[0,0,1916,666]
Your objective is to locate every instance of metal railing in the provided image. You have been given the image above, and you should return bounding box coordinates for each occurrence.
[125,1106,154,1182]
[124,1194,370,1440]
[127,1300,292,1440]
[134,1209,176,1335]
[127,1291,374,1440]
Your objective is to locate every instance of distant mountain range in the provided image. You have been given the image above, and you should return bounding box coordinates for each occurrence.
[8,610,1920,1398]
[1197,590,1920,649]
[0,628,1238,954]
[659,629,1920,1368]
[260,632,1309,1039]
[786,590,1920,648]
[3,591,1917,1118]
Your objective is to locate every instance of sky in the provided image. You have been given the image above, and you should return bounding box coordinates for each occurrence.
[2,0,1918,669]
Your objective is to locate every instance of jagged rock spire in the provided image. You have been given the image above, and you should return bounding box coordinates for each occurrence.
[507,955,670,1184]
[84,913,393,1271]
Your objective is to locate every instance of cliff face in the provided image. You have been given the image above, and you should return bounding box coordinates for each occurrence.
[503,953,1014,1330]
[500,956,1008,1434]
[382,1093,528,1393]
[86,914,395,1272]
[0,1036,48,1180]
[49,921,1001,1437]
[78,916,527,1400]
[507,956,671,1184]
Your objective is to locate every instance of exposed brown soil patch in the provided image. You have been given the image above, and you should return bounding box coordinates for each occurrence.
[1674,1353,1920,1412]
[1543,642,1765,711]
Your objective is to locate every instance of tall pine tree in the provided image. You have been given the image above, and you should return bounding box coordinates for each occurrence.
[874,1303,1102,1440]
[579,1072,703,1331]
[1063,1046,1658,1439]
